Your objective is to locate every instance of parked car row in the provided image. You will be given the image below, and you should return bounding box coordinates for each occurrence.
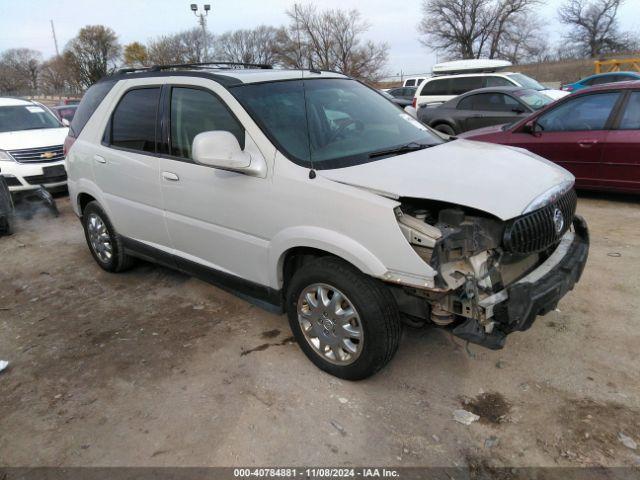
[461,81,640,194]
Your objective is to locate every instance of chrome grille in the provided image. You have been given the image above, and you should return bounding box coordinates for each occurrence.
[8,145,65,164]
[503,189,577,254]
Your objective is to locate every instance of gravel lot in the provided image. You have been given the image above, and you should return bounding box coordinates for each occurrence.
[1,193,639,468]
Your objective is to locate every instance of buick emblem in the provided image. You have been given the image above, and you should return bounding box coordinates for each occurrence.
[553,208,564,233]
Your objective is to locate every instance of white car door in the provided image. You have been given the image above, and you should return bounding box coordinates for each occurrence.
[93,84,172,250]
[158,82,273,287]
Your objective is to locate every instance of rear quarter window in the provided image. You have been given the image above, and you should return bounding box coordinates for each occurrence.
[69,80,117,138]
[421,78,449,96]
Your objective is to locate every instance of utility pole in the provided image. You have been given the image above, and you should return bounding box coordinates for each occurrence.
[50,20,60,56]
[190,4,211,62]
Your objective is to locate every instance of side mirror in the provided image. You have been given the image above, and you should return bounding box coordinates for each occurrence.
[522,120,541,136]
[192,131,255,173]
[61,118,70,127]
[512,107,526,114]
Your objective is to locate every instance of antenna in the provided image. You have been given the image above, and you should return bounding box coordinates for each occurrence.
[50,20,60,56]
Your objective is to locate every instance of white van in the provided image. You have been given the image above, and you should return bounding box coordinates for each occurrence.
[413,60,568,108]
[403,76,427,88]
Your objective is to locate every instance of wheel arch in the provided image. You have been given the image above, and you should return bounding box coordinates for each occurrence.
[77,192,97,216]
[270,227,388,291]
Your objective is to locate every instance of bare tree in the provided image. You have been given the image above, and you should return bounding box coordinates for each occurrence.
[278,4,388,81]
[146,28,213,65]
[213,25,281,65]
[497,16,551,63]
[558,0,633,57]
[65,25,121,87]
[418,0,542,61]
[40,55,76,94]
[0,48,42,94]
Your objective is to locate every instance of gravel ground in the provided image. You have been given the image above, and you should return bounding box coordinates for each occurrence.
[0,193,639,468]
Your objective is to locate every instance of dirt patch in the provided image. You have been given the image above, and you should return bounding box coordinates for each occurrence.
[461,392,511,425]
[554,398,640,465]
[261,329,281,339]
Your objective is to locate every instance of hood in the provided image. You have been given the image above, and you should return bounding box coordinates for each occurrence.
[541,89,569,100]
[319,139,574,221]
[0,127,69,151]
[457,124,507,138]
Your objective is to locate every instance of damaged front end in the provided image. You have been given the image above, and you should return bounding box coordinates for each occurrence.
[392,188,588,350]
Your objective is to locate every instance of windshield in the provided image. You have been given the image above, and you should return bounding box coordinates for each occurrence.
[231,78,443,169]
[513,90,553,110]
[0,105,61,133]
[507,73,547,91]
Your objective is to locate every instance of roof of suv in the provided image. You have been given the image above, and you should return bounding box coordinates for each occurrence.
[576,80,640,94]
[101,67,348,87]
[0,97,36,107]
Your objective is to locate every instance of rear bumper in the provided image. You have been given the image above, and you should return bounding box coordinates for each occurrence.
[453,216,589,349]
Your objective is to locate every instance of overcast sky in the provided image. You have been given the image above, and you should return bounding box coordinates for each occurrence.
[1,0,639,78]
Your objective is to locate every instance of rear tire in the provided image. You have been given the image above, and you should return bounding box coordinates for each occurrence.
[285,257,401,380]
[82,201,134,272]
[434,123,456,136]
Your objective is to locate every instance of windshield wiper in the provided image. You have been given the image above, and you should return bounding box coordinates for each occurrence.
[368,142,433,159]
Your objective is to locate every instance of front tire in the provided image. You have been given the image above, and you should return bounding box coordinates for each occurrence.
[286,257,401,380]
[434,123,456,136]
[82,201,134,272]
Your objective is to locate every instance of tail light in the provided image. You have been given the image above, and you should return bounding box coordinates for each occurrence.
[562,85,574,92]
[412,97,417,108]
[63,135,76,156]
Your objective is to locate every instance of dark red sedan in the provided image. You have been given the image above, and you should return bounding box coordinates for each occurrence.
[459,81,640,194]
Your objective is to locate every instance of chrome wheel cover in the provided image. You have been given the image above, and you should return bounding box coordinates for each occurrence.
[297,283,363,365]
[87,213,113,263]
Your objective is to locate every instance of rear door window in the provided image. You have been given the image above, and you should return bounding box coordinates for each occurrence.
[405,79,415,87]
[450,76,484,95]
[458,93,520,111]
[618,92,640,130]
[421,78,449,96]
[110,87,160,153]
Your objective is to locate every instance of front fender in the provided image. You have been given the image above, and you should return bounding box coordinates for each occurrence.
[269,226,388,289]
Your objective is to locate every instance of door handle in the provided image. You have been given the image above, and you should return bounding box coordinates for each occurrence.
[162,171,179,182]
[94,154,106,164]
[578,139,598,148]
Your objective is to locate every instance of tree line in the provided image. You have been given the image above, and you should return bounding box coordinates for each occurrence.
[0,4,388,95]
[420,0,638,64]
[0,0,636,95]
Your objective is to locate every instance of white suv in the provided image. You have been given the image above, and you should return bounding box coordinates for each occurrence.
[413,72,568,108]
[66,64,589,379]
[0,98,69,192]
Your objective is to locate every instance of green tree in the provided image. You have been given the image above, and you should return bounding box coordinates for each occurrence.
[124,41,148,66]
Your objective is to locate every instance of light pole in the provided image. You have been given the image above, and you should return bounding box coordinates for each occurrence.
[190,4,211,62]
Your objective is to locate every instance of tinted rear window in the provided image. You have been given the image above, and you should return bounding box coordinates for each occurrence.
[110,88,160,153]
[69,80,116,137]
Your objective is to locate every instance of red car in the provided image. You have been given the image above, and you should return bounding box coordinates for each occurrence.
[460,81,640,194]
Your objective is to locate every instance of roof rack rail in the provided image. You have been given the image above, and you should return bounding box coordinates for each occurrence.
[116,61,273,75]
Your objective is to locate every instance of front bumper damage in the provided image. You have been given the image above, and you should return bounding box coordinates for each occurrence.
[452,215,589,349]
